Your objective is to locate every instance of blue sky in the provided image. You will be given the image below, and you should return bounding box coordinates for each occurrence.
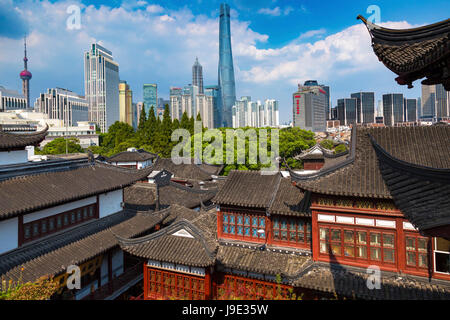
[1,0,449,123]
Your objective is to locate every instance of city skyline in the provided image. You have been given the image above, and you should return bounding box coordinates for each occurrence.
[1,1,449,124]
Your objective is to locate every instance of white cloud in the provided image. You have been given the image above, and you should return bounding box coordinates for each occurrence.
[258,7,281,16]
[239,21,415,85]
[297,28,326,40]
[146,4,164,14]
[0,1,420,122]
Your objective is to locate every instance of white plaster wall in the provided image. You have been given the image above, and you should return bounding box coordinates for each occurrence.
[99,189,123,218]
[0,150,28,165]
[23,197,96,223]
[0,218,19,255]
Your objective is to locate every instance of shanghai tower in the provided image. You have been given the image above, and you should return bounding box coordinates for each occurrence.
[218,3,236,127]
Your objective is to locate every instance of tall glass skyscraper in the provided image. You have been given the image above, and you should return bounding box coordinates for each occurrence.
[350,92,375,124]
[192,57,204,94]
[84,43,119,133]
[218,3,236,127]
[143,84,157,116]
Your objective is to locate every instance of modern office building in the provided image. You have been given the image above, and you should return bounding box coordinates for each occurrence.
[321,85,330,120]
[350,92,375,124]
[84,43,120,133]
[119,80,133,127]
[218,3,236,127]
[0,86,27,111]
[293,82,327,132]
[404,98,418,122]
[192,57,204,94]
[435,84,450,120]
[383,93,404,126]
[34,88,89,127]
[143,84,157,115]
[19,37,32,108]
[421,84,436,118]
[336,98,357,126]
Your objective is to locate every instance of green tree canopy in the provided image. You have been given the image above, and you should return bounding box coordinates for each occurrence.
[37,137,84,155]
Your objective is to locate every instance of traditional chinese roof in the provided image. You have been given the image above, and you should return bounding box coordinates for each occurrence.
[0,209,168,286]
[268,177,311,217]
[293,263,450,300]
[0,124,48,151]
[117,205,217,268]
[123,181,218,211]
[217,244,312,278]
[0,161,154,220]
[151,158,223,181]
[213,170,310,217]
[291,126,450,200]
[370,130,450,236]
[106,149,158,163]
[358,15,450,90]
[213,170,281,208]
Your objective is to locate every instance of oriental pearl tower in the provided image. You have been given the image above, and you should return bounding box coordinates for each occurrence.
[19,37,32,108]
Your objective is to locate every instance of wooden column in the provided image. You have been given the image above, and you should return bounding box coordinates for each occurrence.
[396,217,405,272]
[17,215,24,247]
[143,262,148,300]
[311,210,319,261]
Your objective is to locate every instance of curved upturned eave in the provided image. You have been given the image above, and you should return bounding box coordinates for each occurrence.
[357,15,450,42]
[369,134,450,183]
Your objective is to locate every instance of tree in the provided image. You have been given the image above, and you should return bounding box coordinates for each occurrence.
[320,139,334,150]
[180,112,190,130]
[102,121,135,150]
[1,275,58,300]
[334,143,348,154]
[36,137,84,155]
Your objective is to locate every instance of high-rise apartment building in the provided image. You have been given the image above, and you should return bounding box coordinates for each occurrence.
[293,81,327,132]
[192,57,204,94]
[383,93,404,126]
[421,84,436,119]
[196,94,214,128]
[350,92,375,124]
[34,88,89,127]
[84,43,120,133]
[119,80,133,127]
[232,97,279,128]
[143,84,157,115]
[218,3,236,127]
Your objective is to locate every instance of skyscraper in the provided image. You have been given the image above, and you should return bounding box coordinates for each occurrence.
[404,98,418,122]
[350,92,375,124]
[192,57,204,94]
[293,81,327,132]
[383,93,404,126]
[337,98,357,126]
[421,84,436,119]
[205,85,219,128]
[218,3,236,127]
[19,37,32,108]
[119,80,133,127]
[84,43,120,133]
[143,84,157,115]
